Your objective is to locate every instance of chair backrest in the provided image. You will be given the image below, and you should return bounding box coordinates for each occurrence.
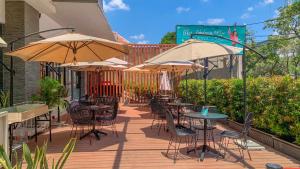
[67,101,79,114]
[165,109,177,136]
[70,105,91,123]
[111,99,119,120]
[242,112,253,135]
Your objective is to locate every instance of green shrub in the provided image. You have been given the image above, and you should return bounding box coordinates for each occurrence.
[179,76,300,145]
[32,77,67,108]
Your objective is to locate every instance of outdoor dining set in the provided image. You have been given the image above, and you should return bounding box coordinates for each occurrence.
[66,96,119,144]
[149,94,253,162]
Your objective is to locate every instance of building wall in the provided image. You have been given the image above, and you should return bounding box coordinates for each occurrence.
[3,1,40,103]
[0,0,5,24]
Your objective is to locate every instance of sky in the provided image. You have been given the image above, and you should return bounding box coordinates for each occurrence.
[102,0,287,44]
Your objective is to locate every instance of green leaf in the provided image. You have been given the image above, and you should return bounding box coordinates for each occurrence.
[0,145,13,169]
[22,143,33,169]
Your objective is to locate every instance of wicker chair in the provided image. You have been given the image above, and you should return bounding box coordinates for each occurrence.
[219,112,253,160]
[69,104,93,143]
[165,109,197,162]
[95,99,119,137]
[150,98,166,135]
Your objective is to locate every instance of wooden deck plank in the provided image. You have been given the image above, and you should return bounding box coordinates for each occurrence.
[27,105,300,169]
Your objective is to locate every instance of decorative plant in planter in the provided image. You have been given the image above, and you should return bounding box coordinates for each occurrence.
[0,138,76,169]
[32,77,67,108]
[0,90,9,108]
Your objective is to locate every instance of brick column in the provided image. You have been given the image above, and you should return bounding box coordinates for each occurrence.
[3,1,40,103]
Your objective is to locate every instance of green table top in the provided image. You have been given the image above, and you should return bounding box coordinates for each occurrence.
[184,112,228,120]
[168,102,193,106]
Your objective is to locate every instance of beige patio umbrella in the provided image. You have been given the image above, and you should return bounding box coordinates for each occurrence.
[6,33,128,63]
[60,57,128,71]
[145,39,242,64]
[144,39,243,104]
[0,37,7,48]
[123,65,150,72]
[141,61,203,72]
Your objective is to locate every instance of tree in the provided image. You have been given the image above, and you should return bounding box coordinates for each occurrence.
[247,1,300,78]
[160,32,176,44]
[265,1,300,39]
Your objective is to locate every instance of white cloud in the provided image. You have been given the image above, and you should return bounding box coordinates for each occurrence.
[263,0,274,5]
[197,20,204,24]
[273,9,280,17]
[103,0,130,12]
[247,6,254,11]
[241,13,250,19]
[130,34,145,40]
[207,18,225,25]
[176,7,190,13]
[130,34,149,44]
[137,40,149,44]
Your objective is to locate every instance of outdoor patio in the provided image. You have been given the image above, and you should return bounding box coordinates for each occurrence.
[29,105,300,169]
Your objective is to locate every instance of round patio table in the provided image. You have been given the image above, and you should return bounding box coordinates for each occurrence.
[168,102,193,126]
[184,112,228,161]
[80,104,112,140]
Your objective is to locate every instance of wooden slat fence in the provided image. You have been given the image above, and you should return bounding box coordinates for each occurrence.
[86,44,177,103]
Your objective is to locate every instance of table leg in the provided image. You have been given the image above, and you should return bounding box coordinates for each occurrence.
[49,111,52,142]
[34,117,38,142]
[9,124,13,160]
[177,106,180,126]
[200,119,207,161]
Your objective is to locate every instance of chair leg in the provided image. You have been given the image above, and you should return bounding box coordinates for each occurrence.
[211,130,216,150]
[70,124,74,138]
[111,121,118,137]
[247,149,252,161]
[74,125,78,138]
[166,136,174,156]
[174,137,182,163]
[158,119,163,135]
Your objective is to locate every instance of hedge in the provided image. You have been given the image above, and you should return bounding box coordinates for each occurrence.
[179,76,300,145]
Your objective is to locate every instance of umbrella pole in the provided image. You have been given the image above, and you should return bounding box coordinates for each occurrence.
[204,58,209,105]
[185,69,188,102]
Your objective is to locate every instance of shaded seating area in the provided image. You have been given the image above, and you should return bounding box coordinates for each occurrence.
[30,104,300,169]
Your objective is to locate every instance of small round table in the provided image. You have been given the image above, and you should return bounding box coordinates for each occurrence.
[79,104,112,140]
[168,102,193,126]
[184,112,228,161]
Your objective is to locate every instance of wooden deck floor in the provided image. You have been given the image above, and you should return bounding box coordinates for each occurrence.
[29,105,300,169]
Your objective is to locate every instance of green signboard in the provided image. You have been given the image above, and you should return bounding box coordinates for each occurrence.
[176,25,246,51]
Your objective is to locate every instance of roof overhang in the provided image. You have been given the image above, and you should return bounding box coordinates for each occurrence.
[42,0,115,40]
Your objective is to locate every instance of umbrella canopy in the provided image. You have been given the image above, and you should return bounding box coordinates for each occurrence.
[141,61,203,72]
[0,37,7,48]
[60,57,128,71]
[6,33,128,63]
[71,64,127,72]
[60,57,128,67]
[145,39,242,64]
[159,71,171,91]
[123,66,150,72]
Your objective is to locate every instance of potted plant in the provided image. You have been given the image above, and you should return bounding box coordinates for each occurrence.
[32,77,68,124]
[0,138,76,169]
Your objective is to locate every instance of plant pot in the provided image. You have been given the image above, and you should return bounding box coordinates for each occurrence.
[226,120,300,161]
[273,137,300,161]
[227,120,243,132]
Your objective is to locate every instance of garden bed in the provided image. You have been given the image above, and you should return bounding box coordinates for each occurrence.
[224,120,300,161]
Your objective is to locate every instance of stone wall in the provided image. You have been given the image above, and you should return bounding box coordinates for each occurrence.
[3,1,40,103]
